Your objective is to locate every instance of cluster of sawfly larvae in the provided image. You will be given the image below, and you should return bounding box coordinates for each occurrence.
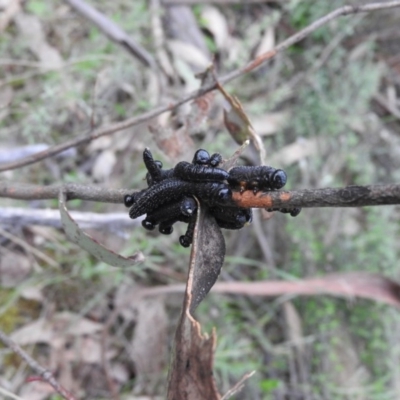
[124,149,301,247]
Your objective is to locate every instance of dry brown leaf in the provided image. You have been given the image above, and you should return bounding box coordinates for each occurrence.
[327,327,370,396]
[167,203,224,399]
[19,381,55,400]
[251,112,289,137]
[167,312,220,400]
[14,13,63,69]
[11,312,103,346]
[254,27,275,58]
[0,250,31,288]
[200,6,229,51]
[165,5,209,60]
[91,149,117,181]
[131,297,168,393]
[0,0,21,32]
[282,301,304,357]
[269,137,324,166]
[0,85,13,109]
[148,123,194,163]
[168,40,210,72]
[59,190,144,267]
[218,83,266,163]
[65,335,116,364]
[11,319,53,346]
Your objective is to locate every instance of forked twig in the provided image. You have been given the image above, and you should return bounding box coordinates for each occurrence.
[0,329,78,400]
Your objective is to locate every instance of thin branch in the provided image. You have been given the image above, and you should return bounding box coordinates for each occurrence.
[0,207,141,230]
[1,1,399,172]
[1,181,400,208]
[231,184,400,209]
[162,0,273,3]
[63,0,156,68]
[0,329,78,400]
[0,181,132,202]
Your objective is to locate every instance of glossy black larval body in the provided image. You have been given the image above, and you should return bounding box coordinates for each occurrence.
[143,148,174,186]
[125,148,299,247]
[142,196,197,231]
[128,178,231,219]
[209,205,252,226]
[173,161,229,182]
[228,165,287,192]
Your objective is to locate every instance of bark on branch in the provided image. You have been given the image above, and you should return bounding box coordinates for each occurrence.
[231,184,400,209]
[1,181,399,209]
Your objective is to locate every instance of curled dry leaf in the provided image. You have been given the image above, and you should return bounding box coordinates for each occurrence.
[59,190,144,267]
[218,83,266,163]
[14,13,63,69]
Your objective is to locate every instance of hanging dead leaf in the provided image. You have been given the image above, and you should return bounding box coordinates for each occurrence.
[59,190,144,267]
[166,201,225,399]
[218,83,266,163]
[188,202,226,313]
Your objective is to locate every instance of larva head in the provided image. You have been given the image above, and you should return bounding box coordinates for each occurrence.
[192,149,210,165]
[180,197,197,216]
[142,219,155,230]
[271,169,287,189]
[217,187,232,202]
[209,153,222,167]
[124,194,135,208]
[159,225,173,235]
[179,235,191,248]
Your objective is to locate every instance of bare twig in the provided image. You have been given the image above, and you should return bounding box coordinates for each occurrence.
[231,184,400,209]
[0,207,141,230]
[63,0,156,68]
[1,181,400,209]
[221,371,256,400]
[0,226,59,268]
[0,329,78,400]
[0,181,132,202]
[373,92,400,121]
[162,0,274,3]
[1,1,399,173]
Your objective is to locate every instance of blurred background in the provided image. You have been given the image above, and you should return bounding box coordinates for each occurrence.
[1,0,400,399]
